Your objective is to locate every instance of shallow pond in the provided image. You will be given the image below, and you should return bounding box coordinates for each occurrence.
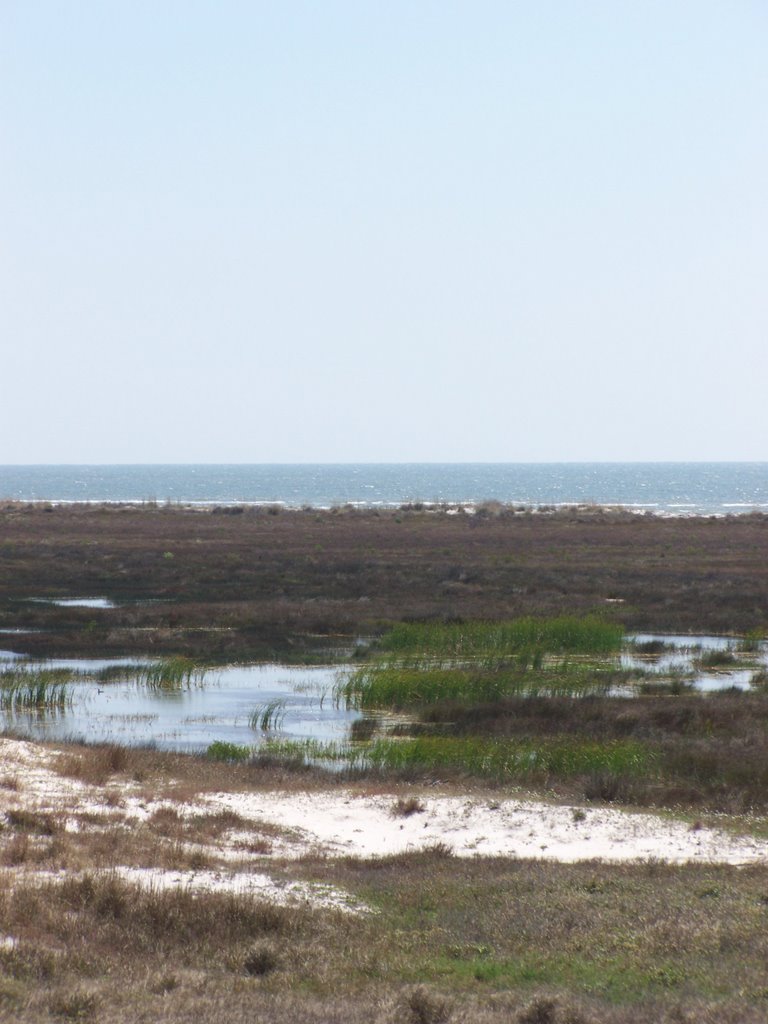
[0,653,355,752]
[622,633,767,692]
[1,633,766,752]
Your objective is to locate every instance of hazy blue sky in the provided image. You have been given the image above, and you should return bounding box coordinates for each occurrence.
[2,2,766,463]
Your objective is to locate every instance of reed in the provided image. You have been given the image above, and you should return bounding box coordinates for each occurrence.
[380,616,624,659]
[740,628,765,653]
[93,663,149,684]
[0,667,74,710]
[338,663,624,710]
[249,699,287,732]
[135,657,207,690]
[341,616,625,713]
[696,649,738,669]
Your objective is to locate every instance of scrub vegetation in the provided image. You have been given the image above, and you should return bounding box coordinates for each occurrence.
[1,502,768,658]
[2,740,768,1022]
[2,503,768,1020]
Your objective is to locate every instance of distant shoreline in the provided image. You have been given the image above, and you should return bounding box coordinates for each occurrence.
[1,497,766,519]
[2,462,767,516]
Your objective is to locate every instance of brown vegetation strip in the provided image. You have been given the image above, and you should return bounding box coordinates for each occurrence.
[2,853,768,1021]
[1,503,768,657]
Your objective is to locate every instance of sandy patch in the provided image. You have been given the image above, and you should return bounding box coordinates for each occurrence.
[112,866,365,910]
[2,738,767,873]
[204,789,768,864]
[0,864,363,913]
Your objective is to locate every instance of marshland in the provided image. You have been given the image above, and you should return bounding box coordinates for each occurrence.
[2,502,768,1022]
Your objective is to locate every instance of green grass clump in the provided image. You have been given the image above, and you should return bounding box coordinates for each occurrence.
[136,658,207,691]
[249,699,287,732]
[259,735,652,782]
[381,616,623,660]
[341,616,625,712]
[740,628,765,653]
[339,663,621,710]
[339,666,506,709]
[0,668,74,710]
[206,741,252,762]
[363,736,652,779]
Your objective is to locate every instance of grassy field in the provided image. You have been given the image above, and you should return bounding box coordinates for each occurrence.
[4,851,768,1023]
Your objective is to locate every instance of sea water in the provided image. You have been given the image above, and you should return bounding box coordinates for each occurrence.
[1,463,767,516]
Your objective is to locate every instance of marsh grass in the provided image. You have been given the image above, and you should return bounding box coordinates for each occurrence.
[340,617,627,713]
[90,658,209,690]
[250,699,287,732]
[413,692,768,811]
[631,639,671,655]
[380,617,624,659]
[0,668,74,710]
[740,629,765,653]
[696,650,739,669]
[637,679,696,696]
[5,503,768,666]
[135,657,208,691]
[257,736,653,782]
[206,741,252,762]
[339,663,630,710]
[92,663,147,684]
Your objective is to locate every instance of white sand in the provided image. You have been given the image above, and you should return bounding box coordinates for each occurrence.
[1,737,766,911]
[204,789,768,864]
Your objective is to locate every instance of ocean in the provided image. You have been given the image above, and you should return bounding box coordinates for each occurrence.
[1,463,767,516]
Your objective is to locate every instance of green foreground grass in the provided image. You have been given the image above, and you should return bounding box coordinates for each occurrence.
[263,735,653,781]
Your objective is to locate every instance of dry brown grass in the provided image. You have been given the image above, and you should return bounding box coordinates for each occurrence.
[1,853,768,1022]
[391,796,427,817]
[4,733,767,1020]
[2,503,768,659]
[50,739,339,800]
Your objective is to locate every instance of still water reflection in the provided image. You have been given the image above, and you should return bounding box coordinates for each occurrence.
[0,655,354,752]
[1,633,765,752]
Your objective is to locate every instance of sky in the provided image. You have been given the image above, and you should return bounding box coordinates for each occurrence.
[2,1,767,464]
